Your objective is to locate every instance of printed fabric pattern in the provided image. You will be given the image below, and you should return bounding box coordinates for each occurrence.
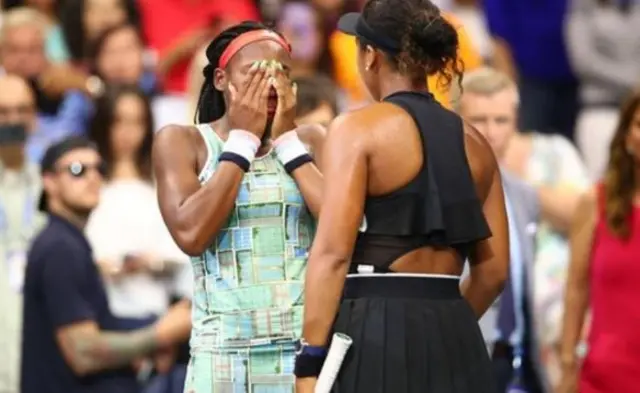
[184,125,314,393]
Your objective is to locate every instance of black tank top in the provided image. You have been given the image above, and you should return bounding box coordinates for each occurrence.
[350,91,491,273]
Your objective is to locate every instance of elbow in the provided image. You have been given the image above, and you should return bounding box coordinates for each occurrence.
[470,261,508,294]
[308,248,350,273]
[172,227,210,256]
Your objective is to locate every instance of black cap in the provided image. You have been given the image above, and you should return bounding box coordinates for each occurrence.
[38,136,98,212]
[337,12,401,54]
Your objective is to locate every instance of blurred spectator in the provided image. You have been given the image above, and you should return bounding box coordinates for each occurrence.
[0,74,45,393]
[59,0,141,65]
[137,0,259,94]
[483,0,578,140]
[453,69,547,392]
[2,0,67,63]
[294,74,339,127]
[88,23,157,95]
[436,0,493,60]
[452,67,590,385]
[566,0,640,181]
[0,7,48,79]
[329,11,482,108]
[86,85,189,325]
[21,136,190,393]
[0,7,94,162]
[85,85,191,392]
[559,91,640,393]
[276,1,334,79]
[0,75,44,282]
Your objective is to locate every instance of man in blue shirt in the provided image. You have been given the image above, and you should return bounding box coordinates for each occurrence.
[483,0,579,140]
[21,137,190,393]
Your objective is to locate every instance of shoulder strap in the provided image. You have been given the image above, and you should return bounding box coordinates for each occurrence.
[195,124,222,183]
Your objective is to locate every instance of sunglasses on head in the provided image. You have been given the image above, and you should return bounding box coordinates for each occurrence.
[57,161,108,178]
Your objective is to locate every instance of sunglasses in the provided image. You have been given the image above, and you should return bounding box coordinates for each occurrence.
[57,161,108,178]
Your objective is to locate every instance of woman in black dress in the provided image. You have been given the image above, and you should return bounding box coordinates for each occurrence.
[294,0,509,392]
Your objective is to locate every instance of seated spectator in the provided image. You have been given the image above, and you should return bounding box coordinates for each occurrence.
[452,67,590,384]
[566,0,640,181]
[0,74,46,393]
[59,0,141,66]
[329,10,482,108]
[88,23,158,95]
[294,74,339,127]
[276,1,334,79]
[21,136,190,393]
[0,7,94,162]
[2,0,67,63]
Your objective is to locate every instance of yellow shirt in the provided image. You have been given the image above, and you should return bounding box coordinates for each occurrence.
[329,13,482,108]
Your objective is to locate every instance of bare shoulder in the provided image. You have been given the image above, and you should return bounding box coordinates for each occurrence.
[295,123,326,150]
[577,187,598,215]
[462,121,499,189]
[152,124,202,172]
[153,125,200,156]
[329,103,402,136]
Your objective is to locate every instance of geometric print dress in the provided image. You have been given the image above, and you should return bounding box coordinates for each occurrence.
[183,124,315,393]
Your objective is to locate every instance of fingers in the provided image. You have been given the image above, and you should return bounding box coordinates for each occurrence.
[256,72,271,109]
[243,60,268,98]
[274,72,295,110]
[228,83,238,102]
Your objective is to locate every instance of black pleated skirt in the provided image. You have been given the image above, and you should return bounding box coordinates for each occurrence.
[331,275,495,393]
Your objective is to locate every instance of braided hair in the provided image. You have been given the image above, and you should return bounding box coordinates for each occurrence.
[195,21,282,124]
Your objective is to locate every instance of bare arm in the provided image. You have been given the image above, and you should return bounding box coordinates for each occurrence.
[153,126,244,256]
[537,135,590,234]
[56,321,159,376]
[460,130,510,318]
[301,115,367,346]
[559,189,597,368]
[56,300,191,377]
[537,185,582,233]
[290,124,327,218]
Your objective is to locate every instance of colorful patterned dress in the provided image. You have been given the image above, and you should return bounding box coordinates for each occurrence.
[183,125,315,393]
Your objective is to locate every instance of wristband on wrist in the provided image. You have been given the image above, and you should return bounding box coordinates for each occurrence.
[294,353,326,378]
[218,130,261,171]
[273,131,313,174]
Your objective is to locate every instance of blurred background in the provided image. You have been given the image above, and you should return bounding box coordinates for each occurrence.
[0,0,639,392]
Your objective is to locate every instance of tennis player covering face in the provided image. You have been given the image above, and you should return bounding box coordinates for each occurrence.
[295,0,510,392]
[153,22,324,393]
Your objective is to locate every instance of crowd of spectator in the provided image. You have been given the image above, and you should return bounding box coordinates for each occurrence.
[0,0,639,392]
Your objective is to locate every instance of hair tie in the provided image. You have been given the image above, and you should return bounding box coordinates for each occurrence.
[202,64,214,78]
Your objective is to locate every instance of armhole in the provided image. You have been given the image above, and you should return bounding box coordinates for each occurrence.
[195,124,220,183]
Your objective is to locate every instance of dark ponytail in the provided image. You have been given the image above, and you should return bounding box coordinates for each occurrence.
[195,21,278,124]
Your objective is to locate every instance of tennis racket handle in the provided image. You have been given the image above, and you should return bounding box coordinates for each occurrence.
[315,333,353,393]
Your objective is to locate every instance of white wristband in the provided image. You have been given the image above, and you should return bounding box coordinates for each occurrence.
[218,130,261,171]
[273,130,309,164]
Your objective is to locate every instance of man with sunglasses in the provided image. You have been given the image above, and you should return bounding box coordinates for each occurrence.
[21,137,190,393]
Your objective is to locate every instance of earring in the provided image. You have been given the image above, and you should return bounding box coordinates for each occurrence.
[365,65,371,71]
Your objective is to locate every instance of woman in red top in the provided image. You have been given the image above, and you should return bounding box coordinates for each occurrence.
[559,90,640,393]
